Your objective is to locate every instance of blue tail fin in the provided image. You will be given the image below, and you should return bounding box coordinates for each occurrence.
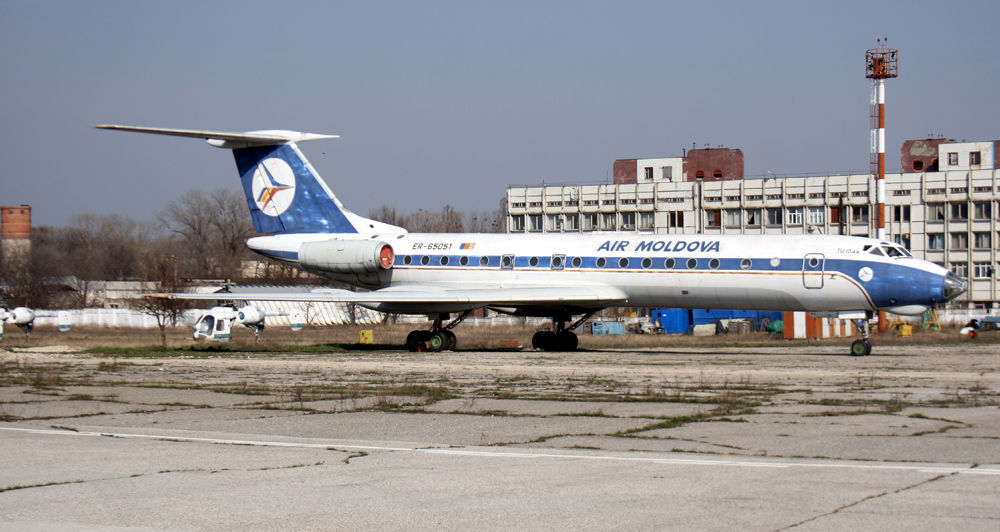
[95,125,405,235]
[233,143,359,234]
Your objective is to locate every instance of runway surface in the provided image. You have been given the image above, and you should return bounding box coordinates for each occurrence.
[2,343,998,530]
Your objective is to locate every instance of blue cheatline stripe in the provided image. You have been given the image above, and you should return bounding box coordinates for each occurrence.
[389,254,943,308]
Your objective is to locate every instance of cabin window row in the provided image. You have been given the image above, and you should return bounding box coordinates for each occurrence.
[397,255,756,271]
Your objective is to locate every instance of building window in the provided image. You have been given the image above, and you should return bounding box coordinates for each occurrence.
[644,167,653,180]
[745,209,761,227]
[948,152,959,166]
[787,208,803,225]
[601,213,616,230]
[547,214,562,231]
[974,263,992,279]
[724,209,741,227]
[706,210,721,228]
[511,215,525,231]
[661,166,672,181]
[892,205,910,222]
[950,232,968,250]
[582,213,598,231]
[851,205,869,224]
[695,170,705,179]
[928,233,945,250]
[667,211,684,228]
[807,207,824,225]
[639,212,654,230]
[529,214,543,232]
[951,262,968,278]
[912,160,924,171]
[766,208,783,226]
[973,202,991,220]
[970,151,981,166]
[621,212,636,230]
[564,214,578,231]
[928,204,945,222]
[895,234,911,249]
[974,232,991,249]
[712,169,723,179]
[950,203,968,221]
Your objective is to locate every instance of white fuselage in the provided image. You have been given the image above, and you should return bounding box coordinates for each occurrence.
[248,232,954,315]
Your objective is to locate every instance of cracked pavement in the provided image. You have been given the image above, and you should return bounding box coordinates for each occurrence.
[1,342,998,530]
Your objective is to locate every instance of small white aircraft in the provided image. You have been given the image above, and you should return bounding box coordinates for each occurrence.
[97,125,967,355]
[191,305,305,342]
[0,307,71,340]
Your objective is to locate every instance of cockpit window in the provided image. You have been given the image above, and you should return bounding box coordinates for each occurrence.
[882,245,904,257]
[867,246,885,256]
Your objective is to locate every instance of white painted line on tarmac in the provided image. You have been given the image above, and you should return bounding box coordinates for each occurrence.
[3,425,999,476]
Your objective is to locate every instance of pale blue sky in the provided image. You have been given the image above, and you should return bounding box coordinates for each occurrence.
[2,0,998,226]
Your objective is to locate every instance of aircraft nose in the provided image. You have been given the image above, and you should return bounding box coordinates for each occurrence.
[943,271,967,301]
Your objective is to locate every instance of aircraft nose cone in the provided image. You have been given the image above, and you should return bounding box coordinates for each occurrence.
[943,271,967,301]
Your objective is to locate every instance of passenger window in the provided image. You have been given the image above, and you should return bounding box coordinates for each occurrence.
[664,258,675,269]
[479,256,489,266]
[460,256,469,266]
[740,258,752,270]
[571,257,582,268]
[686,258,698,269]
[618,258,629,268]
[596,257,607,268]
[641,258,652,269]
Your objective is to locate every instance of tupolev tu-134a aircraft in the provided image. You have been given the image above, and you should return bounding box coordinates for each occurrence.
[97,125,967,356]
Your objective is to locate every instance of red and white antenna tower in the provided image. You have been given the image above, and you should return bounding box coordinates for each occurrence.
[866,38,898,241]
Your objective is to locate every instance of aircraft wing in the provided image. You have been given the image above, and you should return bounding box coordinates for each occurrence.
[150,285,628,307]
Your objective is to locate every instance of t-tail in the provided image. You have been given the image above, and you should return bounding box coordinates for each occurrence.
[95,125,404,236]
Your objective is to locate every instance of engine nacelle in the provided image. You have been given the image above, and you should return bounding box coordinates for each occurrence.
[236,305,265,327]
[9,307,35,326]
[299,239,394,274]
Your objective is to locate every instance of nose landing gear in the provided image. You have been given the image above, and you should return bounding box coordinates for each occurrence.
[850,312,873,356]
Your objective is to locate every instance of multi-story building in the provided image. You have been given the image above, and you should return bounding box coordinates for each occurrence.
[506,140,1000,308]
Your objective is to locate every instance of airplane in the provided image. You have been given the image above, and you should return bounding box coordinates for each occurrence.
[0,307,71,340]
[96,124,968,356]
[191,304,305,342]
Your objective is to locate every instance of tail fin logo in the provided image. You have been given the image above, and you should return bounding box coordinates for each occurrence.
[251,158,296,217]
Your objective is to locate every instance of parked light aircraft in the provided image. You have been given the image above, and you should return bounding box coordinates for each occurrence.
[97,125,967,355]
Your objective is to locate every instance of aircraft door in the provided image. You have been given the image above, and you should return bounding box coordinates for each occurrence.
[802,253,825,289]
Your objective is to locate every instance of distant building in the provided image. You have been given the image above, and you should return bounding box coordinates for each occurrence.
[612,147,743,184]
[0,205,31,265]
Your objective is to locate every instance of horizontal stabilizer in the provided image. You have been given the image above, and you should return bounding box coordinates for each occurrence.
[95,125,338,149]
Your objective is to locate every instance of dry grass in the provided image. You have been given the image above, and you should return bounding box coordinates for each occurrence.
[4,321,990,352]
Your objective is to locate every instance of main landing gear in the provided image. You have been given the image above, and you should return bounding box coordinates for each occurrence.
[850,312,873,357]
[532,311,595,351]
[405,311,472,352]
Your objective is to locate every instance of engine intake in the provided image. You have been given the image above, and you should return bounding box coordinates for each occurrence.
[298,239,394,274]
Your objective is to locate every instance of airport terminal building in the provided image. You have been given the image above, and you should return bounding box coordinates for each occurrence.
[506,139,1000,309]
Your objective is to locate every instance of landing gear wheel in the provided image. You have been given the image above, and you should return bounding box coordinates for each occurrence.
[406,330,430,352]
[427,332,447,352]
[442,330,457,351]
[555,330,578,351]
[532,331,556,350]
[850,339,871,357]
